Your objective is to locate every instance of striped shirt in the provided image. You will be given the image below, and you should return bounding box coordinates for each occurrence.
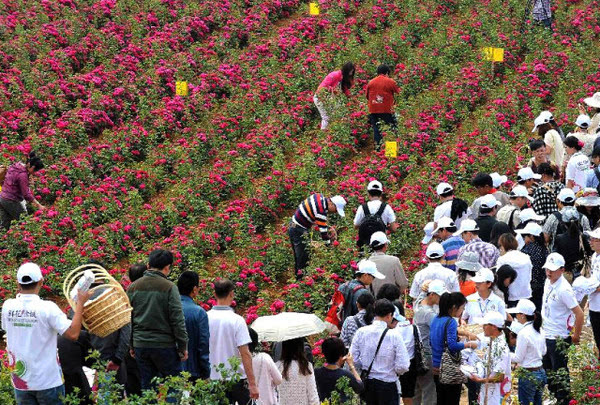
[292,193,330,239]
[441,235,465,271]
[458,238,500,269]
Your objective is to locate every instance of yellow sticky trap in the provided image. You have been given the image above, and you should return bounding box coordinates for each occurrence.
[385,141,397,158]
[176,81,188,96]
[309,2,320,15]
[482,47,504,62]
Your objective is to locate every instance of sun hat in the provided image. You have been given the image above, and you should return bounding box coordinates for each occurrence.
[515,222,543,237]
[370,231,390,248]
[453,219,479,236]
[432,217,456,235]
[436,182,453,196]
[532,111,553,132]
[367,180,383,192]
[426,242,445,259]
[562,207,581,222]
[578,196,600,207]
[471,267,495,283]
[584,92,600,109]
[427,279,448,296]
[330,195,346,217]
[517,167,541,182]
[557,188,576,203]
[519,208,545,223]
[509,185,534,202]
[422,222,435,244]
[585,228,600,239]
[356,260,385,279]
[490,172,508,188]
[455,251,482,272]
[17,263,43,285]
[481,311,505,328]
[479,194,500,210]
[575,114,591,129]
[506,299,536,316]
[543,252,566,271]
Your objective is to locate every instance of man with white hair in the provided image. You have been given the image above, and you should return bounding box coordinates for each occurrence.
[2,263,91,404]
[409,242,460,301]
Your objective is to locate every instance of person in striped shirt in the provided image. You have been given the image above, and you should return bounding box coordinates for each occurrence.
[289,194,347,279]
[433,217,465,271]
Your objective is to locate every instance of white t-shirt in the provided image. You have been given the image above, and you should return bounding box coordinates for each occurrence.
[542,276,579,339]
[409,262,460,299]
[208,306,252,380]
[544,129,565,167]
[391,317,415,359]
[589,253,600,312]
[511,322,546,368]
[565,153,590,192]
[433,200,470,229]
[353,200,396,226]
[496,250,532,301]
[1,294,71,391]
[462,292,506,325]
[478,337,512,404]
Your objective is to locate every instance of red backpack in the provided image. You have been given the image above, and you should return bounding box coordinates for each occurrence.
[325,281,365,331]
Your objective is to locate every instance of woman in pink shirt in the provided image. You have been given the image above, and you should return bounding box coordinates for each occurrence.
[0,152,45,230]
[313,62,355,130]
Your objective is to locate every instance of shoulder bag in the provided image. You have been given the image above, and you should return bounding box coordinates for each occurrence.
[412,324,430,376]
[439,318,467,385]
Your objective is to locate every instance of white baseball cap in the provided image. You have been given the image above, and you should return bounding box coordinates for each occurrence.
[436,182,453,196]
[509,185,534,202]
[367,180,383,192]
[506,299,536,316]
[426,242,445,259]
[422,222,435,244]
[370,231,390,247]
[471,268,495,283]
[427,279,448,296]
[519,208,545,223]
[509,320,525,335]
[433,217,456,235]
[515,222,543,237]
[330,195,346,217]
[357,260,385,279]
[575,114,591,129]
[517,167,541,182]
[453,219,479,236]
[481,311,505,328]
[479,194,500,210]
[585,229,600,240]
[557,188,576,203]
[17,262,43,285]
[490,172,508,188]
[532,110,553,132]
[543,252,566,271]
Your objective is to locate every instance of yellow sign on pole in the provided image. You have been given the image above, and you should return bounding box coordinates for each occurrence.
[309,2,320,15]
[385,141,397,158]
[176,81,189,96]
[482,47,504,62]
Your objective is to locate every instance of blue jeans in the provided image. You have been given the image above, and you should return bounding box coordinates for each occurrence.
[134,347,182,391]
[518,369,547,405]
[14,385,65,405]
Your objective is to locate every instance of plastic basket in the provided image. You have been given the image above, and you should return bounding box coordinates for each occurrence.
[63,264,132,338]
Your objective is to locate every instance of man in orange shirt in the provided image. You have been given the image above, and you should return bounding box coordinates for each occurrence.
[365,64,400,147]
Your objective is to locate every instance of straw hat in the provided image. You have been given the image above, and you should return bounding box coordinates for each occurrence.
[584,92,600,109]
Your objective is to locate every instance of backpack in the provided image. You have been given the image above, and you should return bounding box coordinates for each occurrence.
[358,202,387,246]
[324,281,366,331]
[552,211,570,238]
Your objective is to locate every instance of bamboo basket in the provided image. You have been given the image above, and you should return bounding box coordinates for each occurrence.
[63,264,132,338]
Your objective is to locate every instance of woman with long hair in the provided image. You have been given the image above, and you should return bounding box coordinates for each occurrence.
[553,208,592,282]
[340,291,375,347]
[276,338,319,405]
[248,328,282,405]
[507,300,547,405]
[313,62,355,130]
[516,223,549,310]
[494,264,517,306]
[0,152,45,230]
[496,233,533,308]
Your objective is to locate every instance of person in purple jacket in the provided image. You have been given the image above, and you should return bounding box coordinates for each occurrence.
[0,152,45,230]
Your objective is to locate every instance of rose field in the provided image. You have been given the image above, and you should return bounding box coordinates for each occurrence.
[1,0,600,402]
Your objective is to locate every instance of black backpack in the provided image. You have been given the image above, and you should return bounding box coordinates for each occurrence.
[358,202,387,246]
[552,211,570,238]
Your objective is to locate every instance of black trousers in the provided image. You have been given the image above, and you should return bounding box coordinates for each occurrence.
[433,375,461,405]
[369,113,397,146]
[363,378,398,405]
[543,337,571,405]
[288,223,309,278]
[590,310,600,355]
[226,379,250,405]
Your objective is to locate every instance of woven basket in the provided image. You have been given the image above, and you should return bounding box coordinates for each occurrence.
[63,264,132,338]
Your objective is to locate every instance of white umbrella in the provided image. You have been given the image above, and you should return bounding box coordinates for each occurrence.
[250,312,326,342]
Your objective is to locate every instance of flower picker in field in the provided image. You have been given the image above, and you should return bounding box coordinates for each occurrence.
[365,64,400,147]
[313,62,355,130]
[288,193,346,279]
[0,152,45,230]
[354,180,398,251]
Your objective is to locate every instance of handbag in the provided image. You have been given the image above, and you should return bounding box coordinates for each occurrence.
[439,318,467,385]
[360,327,389,402]
[412,324,429,376]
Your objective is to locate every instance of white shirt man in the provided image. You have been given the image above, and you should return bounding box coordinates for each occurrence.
[409,242,460,299]
[353,181,397,228]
